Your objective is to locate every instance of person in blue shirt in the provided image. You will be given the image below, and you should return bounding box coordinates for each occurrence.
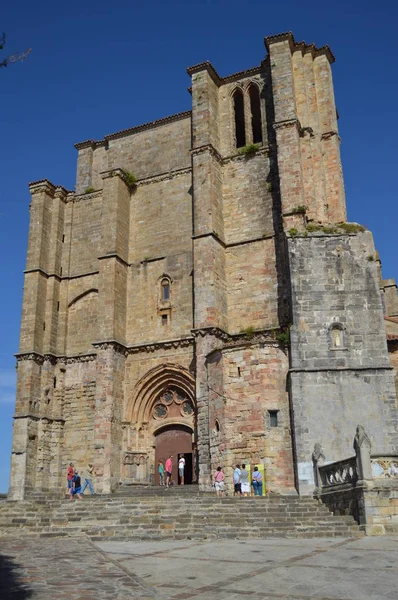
[252,466,263,496]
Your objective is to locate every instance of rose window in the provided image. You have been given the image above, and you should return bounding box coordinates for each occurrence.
[151,389,195,420]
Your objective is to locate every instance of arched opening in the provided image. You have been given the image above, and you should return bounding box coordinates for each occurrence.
[329,323,345,349]
[233,89,246,148]
[249,84,263,144]
[155,424,194,485]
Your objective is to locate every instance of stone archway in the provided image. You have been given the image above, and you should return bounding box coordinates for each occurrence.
[124,363,196,485]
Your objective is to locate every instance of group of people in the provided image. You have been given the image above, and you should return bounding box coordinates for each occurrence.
[158,454,186,487]
[213,464,264,497]
[66,462,95,501]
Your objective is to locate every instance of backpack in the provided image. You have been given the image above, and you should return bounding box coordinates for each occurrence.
[74,475,81,488]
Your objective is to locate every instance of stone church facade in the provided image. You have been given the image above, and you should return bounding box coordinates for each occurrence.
[9,32,398,500]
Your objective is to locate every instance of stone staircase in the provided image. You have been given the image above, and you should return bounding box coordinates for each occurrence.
[0,490,361,541]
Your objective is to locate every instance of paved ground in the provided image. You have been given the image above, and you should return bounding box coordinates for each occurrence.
[1,536,398,599]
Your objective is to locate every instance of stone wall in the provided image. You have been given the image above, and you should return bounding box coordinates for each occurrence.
[289,231,398,493]
[207,343,295,492]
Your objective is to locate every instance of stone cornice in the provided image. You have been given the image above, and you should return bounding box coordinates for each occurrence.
[273,118,301,132]
[74,140,96,151]
[321,130,339,141]
[264,31,335,64]
[100,168,126,181]
[13,413,66,423]
[15,351,97,364]
[192,232,225,247]
[222,145,271,164]
[289,365,393,374]
[97,253,129,267]
[23,268,99,281]
[28,180,73,198]
[191,144,222,163]
[92,337,194,356]
[74,111,192,148]
[137,166,191,187]
[73,190,102,202]
[186,62,264,86]
[192,326,280,346]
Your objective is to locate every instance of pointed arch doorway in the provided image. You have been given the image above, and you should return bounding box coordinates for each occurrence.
[155,424,194,485]
[124,363,197,486]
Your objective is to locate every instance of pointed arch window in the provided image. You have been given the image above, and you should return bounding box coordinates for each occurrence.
[233,89,246,148]
[248,84,263,144]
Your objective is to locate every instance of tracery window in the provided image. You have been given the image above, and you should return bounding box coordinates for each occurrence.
[152,388,195,420]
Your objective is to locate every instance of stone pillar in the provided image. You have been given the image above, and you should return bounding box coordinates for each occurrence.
[188,62,226,489]
[266,34,305,222]
[354,424,372,481]
[92,343,125,493]
[314,53,346,223]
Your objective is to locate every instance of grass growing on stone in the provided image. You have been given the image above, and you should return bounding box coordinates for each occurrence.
[288,228,298,237]
[238,143,260,156]
[122,170,137,188]
[84,186,95,194]
[290,205,307,215]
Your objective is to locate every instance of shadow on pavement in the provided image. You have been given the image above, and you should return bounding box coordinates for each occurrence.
[0,554,33,599]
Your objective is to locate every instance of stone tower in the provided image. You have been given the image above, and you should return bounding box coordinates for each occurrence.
[9,32,398,500]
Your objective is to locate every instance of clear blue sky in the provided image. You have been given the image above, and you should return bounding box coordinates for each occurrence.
[1,1,397,492]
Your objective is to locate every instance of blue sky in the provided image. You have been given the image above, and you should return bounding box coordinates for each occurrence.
[1,0,397,492]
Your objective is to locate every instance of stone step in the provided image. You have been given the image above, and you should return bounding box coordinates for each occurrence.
[0,493,361,540]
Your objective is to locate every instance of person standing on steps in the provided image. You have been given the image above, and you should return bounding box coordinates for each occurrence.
[158,459,165,486]
[240,463,250,496]
[178,454,185,485]
[69,470,83,501]
[81,464,95,495]
[252,466,263,496]
[233,464,242,497]
[165,455,173,488]
[213,466,225,497]
[66,462,74,496]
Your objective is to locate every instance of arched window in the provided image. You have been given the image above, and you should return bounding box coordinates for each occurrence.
[233,89,246,148]
[161,278,170,301]
[248,84,262,144]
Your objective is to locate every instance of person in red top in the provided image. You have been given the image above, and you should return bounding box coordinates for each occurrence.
[66,462,75,496]
[165,455,173,488]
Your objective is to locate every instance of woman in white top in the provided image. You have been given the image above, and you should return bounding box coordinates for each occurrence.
[178,454,185,485]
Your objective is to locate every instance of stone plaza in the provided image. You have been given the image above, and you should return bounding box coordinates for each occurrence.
[1,536,398,599]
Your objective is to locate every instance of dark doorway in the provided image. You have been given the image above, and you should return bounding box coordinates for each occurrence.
[178,452,193,485]
[155,425,194,485]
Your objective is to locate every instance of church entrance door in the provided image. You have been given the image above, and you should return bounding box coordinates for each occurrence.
[155,425,193,485]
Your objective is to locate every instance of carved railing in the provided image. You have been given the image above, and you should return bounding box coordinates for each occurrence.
[371,456,398,479]
[318,457,358,489]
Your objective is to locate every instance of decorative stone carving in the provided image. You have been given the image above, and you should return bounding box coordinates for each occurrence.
[354,425,372,481]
